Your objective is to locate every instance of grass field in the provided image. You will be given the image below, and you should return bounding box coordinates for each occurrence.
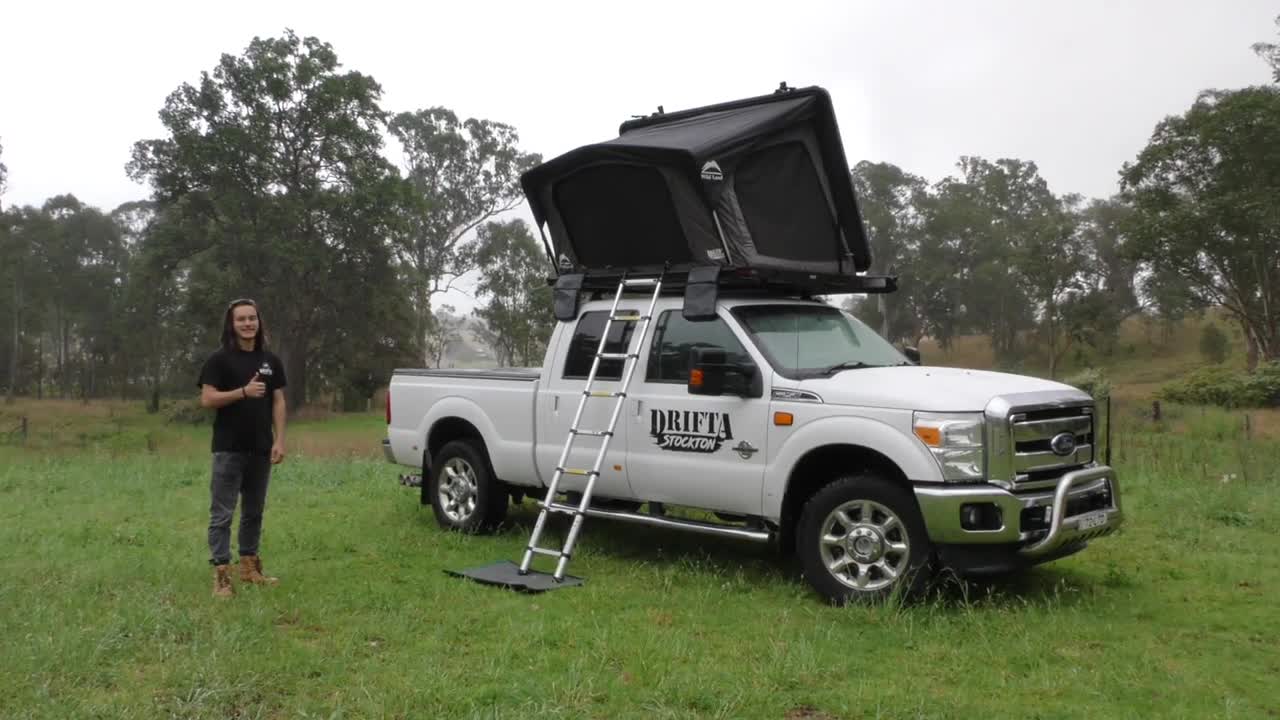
[1,396,1278,718]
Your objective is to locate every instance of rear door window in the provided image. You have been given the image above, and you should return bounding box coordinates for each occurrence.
[563,311,636,380]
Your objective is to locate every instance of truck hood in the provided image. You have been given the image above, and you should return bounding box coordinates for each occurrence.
[782,366,1086,412]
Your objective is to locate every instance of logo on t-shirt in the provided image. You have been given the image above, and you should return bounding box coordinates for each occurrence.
[257,362,273,377]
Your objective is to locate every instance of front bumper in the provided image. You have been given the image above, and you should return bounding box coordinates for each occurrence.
[914,465,1122,560]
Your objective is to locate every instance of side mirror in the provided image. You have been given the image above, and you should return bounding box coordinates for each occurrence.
[688,348,755,397]
[902,346,922,365]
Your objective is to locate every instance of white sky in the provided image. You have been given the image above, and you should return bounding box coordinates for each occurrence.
[1,0,1274,311]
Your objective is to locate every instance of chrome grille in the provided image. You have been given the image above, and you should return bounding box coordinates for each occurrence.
[1009,406,1093,485]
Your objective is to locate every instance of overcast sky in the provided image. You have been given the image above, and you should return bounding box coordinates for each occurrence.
[1,0,1274,309]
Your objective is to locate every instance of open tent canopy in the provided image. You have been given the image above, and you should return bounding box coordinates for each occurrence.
[521,86,874,287]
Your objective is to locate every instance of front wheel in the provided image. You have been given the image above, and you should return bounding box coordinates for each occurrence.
[429,440,508,534]
[796,473,932,604]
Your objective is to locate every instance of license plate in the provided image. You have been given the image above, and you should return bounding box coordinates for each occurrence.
[1075,510,1109,530]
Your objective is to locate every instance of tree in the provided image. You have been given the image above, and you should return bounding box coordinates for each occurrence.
[0,207,48,402]
[1253,14,1280,83]
[1122,86,1280,370]
[851,161,926,342]
[1073,197,1139,355]
[0,138,8,208]
[127,30,408,410]
[2,206,59,400]
[1020,193,1085,379]
[113,201,192,411]
[423,305,464,369]
[1200,323,1229,364]
[473,220,554,367]
[388,109,541,361]
[25,195,125,399]
[951,157,1063,367]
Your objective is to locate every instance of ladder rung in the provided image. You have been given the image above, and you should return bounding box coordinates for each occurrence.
[611,313,647,321]
[557,467,598,477]
[527,546,563,558]
[623,278,659,287]
[571,429,613,437]
[585,390,624,398]
[597,352,638,360]
[538,501,581,516]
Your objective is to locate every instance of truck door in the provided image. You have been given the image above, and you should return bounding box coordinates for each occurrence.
[625,310,768,515]
[535,310,637,501]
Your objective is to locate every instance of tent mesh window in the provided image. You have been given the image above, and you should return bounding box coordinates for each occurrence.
[733,141,837,262]
[553,164,691,268]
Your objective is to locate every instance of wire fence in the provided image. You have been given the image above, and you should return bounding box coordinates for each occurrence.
[1,416,28,445]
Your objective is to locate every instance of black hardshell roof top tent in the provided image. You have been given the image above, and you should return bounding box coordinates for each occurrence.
[520,84,896,319]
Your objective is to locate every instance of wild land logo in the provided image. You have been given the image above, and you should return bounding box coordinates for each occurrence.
[650,408,733,453]
[700,160,724,182]
[558,253,573,270]
[257,362,273,377]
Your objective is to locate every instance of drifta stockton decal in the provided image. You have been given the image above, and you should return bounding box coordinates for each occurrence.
[649,409,733,453]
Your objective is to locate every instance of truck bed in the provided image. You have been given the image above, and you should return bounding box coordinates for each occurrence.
[393,368,541,381]
[387,367,543,486]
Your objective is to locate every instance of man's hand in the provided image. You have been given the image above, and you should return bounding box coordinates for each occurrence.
[244,374,267,399]
[271,442,286,464]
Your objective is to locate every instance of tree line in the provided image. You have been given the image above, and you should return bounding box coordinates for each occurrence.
[1,21,1277,412]
[848,17,1280,376]
[0,31,553,412]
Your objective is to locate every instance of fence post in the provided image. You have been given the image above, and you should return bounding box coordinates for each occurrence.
[1152,400,1161,422]
[1240,413,1253,485]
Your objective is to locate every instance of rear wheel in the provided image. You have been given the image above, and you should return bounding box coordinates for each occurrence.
[429,439,507,534]
[796,473,931,604]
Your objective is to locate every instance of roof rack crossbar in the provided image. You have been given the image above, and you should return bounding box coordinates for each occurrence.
[550,267,896,321]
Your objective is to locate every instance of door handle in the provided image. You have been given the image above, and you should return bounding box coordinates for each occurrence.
[553,395,559,412]
[635,399,643,417]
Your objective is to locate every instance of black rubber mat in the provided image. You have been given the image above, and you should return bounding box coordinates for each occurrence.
[447,560,584,593]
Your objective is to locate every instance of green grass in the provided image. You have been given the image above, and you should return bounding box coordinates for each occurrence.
[1,406,1279,718]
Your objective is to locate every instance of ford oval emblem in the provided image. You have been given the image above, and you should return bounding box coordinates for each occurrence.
[1050,432,1077,457]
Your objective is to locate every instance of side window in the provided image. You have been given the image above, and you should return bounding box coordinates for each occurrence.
[563,311,636,380]
[646,311,753,383]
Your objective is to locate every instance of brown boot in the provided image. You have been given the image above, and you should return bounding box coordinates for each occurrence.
[239,555,279,585]
[212,564,235,598]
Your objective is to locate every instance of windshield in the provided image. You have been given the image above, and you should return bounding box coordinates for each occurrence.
[731,304,908,379]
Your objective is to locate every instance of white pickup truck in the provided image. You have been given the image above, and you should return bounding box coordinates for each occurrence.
[384,293,1123,603]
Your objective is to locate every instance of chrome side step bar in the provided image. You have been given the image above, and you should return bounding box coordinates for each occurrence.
[540,501,772,543]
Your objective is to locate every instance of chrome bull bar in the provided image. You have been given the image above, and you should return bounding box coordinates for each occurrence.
[1018,466,1122,558]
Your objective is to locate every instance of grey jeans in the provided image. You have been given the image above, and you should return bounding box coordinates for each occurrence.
[208,451,272,566]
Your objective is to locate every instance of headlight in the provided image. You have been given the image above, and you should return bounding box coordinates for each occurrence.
[913,411,985,482]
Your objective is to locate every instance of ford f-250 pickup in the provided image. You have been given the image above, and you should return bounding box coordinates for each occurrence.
[384,293,1122,603]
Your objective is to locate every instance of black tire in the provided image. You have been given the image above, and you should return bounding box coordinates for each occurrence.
[796,473,932,604]
[428,439,508,534]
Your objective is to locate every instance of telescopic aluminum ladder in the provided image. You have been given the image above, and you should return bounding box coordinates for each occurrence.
[517,274,664,581]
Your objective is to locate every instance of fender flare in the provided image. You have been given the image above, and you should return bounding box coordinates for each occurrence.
[763,415,942,519]
[421,395,503,471]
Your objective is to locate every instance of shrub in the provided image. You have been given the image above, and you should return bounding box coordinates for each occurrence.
[1160,362,1280,408]
[166,399,208,425]
[1065,368,1110,400]
[1198,323,1229,364]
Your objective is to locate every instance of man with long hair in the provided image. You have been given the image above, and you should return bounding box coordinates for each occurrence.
[197,299,288,598]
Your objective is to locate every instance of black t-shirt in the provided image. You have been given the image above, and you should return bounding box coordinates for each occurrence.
[197,347,288,454]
